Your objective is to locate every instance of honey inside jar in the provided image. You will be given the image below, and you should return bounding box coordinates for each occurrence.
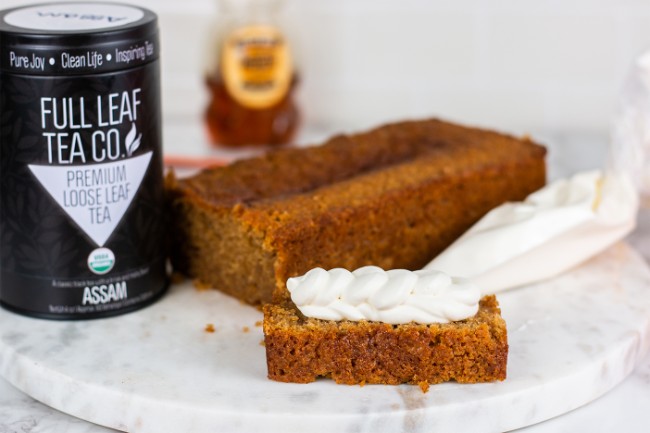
[204,1,300,147]
[204,72,299,147]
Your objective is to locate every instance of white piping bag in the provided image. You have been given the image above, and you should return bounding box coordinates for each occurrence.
[425,170,638,294]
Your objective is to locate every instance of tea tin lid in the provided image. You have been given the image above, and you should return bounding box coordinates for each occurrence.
[0,2,159,75]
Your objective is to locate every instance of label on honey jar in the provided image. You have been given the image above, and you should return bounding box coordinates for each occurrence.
[221,24,292,109]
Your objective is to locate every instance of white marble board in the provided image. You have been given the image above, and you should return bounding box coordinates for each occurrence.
[1,242,649,433]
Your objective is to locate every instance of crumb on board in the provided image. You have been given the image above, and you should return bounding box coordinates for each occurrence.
[255,320,262,327]
[204,323,216,333]
[259,340,265,347]
[193,279,212,291]
[418,381,430,393]
[242,326,250,333]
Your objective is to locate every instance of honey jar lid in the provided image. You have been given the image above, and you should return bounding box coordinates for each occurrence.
[0,2,159,75]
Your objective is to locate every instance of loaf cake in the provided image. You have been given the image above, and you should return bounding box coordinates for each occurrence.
[166,118,546,305]
[263,295,508,387]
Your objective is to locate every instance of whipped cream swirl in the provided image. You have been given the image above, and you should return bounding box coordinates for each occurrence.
[287,266,480,324]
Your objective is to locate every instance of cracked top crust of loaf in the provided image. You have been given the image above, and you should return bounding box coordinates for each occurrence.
[172,119,545,208]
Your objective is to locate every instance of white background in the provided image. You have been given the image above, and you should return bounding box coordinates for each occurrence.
[5,0,650,141]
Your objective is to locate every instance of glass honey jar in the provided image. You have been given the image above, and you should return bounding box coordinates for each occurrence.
[204,0,300,147]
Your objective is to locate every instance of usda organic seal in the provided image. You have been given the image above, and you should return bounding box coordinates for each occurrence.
[88,248,115,275]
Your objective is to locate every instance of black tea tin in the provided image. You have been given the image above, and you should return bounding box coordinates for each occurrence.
[0,2,168,319]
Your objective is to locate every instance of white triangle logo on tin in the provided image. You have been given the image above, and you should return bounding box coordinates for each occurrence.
[28,151,152,247]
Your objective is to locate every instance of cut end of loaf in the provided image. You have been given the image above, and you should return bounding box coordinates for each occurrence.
[263,295,508,385]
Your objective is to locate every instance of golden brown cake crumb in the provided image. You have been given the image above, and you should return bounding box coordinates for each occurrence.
[242,326,250,333]
[193,279,212,291]
[204,323,216,333]
[263,296,508,386]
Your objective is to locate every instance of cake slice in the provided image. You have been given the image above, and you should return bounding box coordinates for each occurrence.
[263,295,508,387]
[166,118,546,305]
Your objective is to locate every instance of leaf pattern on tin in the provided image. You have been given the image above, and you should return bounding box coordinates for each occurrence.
[125,122,142,157]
